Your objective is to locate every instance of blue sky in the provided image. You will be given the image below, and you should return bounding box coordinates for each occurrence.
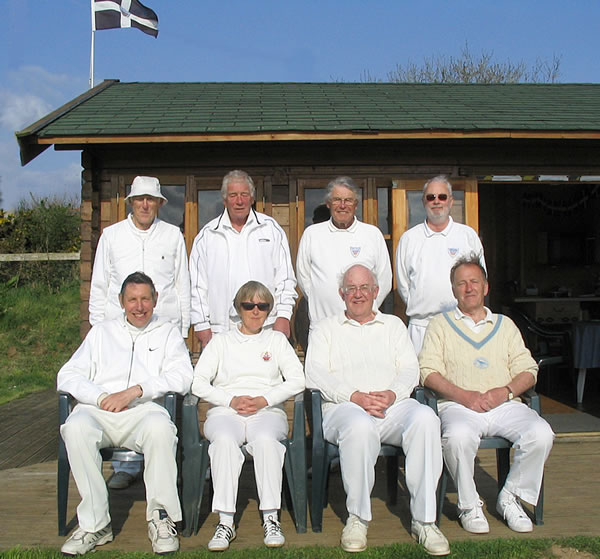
[1,0,600,210]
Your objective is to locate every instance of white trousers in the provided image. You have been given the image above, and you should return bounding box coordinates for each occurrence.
[322,399,442,523]
[203,407,288,513]
[439,400,554,510]
[60,402,181,532]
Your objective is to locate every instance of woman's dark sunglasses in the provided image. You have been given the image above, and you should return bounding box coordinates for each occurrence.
[240,302,270,311]
[425,193,448,201]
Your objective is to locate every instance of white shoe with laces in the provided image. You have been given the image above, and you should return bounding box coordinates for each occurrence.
[411,520,450,556]
[147,509,179,554]
[341,515,368,553]
[61,524,113,555]
[263,515,285,547]
[496,490,533,533]
[208,523,236,551]
[459,500,490,534]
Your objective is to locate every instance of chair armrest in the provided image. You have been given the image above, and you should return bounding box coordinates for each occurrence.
[163,392,177,421]
[413,385,425,404]
[182,393,203,446]
[421,387,440,414]
[291,392,305,440]
[520,388,541,414]
[58,391,74,426]
[309,389,325,444]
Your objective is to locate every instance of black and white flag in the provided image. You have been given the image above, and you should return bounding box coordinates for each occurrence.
[93,0,159,37]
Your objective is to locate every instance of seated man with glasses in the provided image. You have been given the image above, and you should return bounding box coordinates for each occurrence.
[305,264,449,556]
[297,176,392,335]
[396,175,486,353]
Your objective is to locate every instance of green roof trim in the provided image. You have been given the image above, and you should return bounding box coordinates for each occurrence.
[16,81,600,165]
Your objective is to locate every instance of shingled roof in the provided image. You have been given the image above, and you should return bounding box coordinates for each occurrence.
[16,80,600,165]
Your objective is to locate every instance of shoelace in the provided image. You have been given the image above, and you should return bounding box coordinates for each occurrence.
[155,517,177,539]
[501,494,526,519]
[460,499,485,520]
[214,524,234,541]
[264,516,282,537]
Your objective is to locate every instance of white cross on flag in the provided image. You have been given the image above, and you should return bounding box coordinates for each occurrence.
[93,0,158,37]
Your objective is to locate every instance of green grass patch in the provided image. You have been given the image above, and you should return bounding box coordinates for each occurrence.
[0,282,80,404]
[1,538,600,558]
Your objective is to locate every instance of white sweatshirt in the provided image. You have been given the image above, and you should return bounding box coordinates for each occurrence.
[57,315,193,406]
[396,218,485,326]
[89,215,191,337]
[296,218,392,323]
[189,209,297,333]
[305,311,418,413]
[191,327,305,418]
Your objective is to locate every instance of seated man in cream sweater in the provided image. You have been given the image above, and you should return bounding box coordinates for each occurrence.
[419,255,554,535]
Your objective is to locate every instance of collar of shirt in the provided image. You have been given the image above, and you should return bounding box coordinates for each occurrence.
[233,324,268,343]
[127,213,158,236]
[327,216,358,233]
[338,309,385,326]
[453,305,495,332]
[423,216,454,238]
[221,208,257,233]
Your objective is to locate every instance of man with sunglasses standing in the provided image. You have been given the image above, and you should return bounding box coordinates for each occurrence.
[396,176,485,353]
[189,170,297,346]
[297,176,392,333]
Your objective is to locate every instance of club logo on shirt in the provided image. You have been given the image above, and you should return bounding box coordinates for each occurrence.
[473,356,489,369]
[262,351,272,361]
[350,246,361,258]
[448,247,459,257]
[259,238,271,242]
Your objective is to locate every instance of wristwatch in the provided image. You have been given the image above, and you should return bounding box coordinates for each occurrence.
[506,385,514,401]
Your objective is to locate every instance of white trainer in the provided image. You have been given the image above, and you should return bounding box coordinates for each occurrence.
[459,500,490,534]
[411,520,450,556]
[107,471,137,490]
[208,523,236,551]
[147,509,179,554]
[497,491,533,533]
[263,515,285,547]
[341,515,368,553]
[61,524,113,555]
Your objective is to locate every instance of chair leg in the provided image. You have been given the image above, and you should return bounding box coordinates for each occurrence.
[283,440,307,533]
[436,466,448,527]
[181,441,209,537]
[385,455,399,506]
[534,476,544,525]
[310,448,329,532]
[57,435,70,536]
[496,448,511,491]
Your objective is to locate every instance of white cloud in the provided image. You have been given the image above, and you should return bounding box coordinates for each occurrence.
[0,66,85,210]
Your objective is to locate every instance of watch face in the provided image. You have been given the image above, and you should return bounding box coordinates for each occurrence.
[508,392,514,400]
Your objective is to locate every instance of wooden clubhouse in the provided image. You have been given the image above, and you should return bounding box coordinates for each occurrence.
[16,81,600,351]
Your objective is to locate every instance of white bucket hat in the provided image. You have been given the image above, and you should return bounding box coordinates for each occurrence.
[125,176,168,204]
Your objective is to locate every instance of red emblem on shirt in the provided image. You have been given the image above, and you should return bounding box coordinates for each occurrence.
[262,351,272,361]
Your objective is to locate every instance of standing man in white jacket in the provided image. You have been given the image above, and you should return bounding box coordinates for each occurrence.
[396,176,485,354]
[89,175,191,489]
[296,176,392,330]
[189,170,297,347]
[58,272,193,555]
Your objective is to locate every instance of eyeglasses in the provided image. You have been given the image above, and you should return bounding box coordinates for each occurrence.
[240,302,270,311]
[342,284,375,295]
[330,197,356,206]
[424,193,449,202]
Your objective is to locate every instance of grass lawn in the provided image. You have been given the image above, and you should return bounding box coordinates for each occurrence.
[1,537,600,558]
[0,282,80,405]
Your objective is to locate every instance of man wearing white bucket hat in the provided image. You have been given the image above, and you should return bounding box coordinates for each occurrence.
[89,175,191,489]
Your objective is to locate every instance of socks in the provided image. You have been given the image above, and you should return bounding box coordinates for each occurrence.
[218,512,234,528]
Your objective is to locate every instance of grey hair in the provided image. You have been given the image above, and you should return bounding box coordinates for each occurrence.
[450,252,487,285]
[338,264,379,289]
[221,170,256,200]
[325,176,361,202]
[119,271,157,303]
[233,280,274,315]
[423,175,453,196]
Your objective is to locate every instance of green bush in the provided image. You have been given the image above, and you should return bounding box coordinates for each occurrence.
[0,196,81,288]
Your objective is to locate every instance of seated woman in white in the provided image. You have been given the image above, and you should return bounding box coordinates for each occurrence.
[191,280,305,551]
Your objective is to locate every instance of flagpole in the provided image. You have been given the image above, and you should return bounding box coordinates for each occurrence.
[89,0,95,89]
